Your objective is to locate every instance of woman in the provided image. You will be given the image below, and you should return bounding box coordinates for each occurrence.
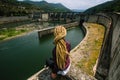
[47,25,71,79]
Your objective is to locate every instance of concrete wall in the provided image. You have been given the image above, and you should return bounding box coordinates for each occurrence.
[38,27,54,38]
[87,15,98,23]
[83,13,120,80]
[38,22,79,38]
[107,13,120,80]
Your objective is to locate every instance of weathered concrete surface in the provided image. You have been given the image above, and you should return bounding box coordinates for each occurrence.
[95,13,120,80]
[107,13,120,80]
[38,22,79,38]
[84,13,120,80]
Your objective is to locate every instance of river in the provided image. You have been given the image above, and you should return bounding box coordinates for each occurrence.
[0,26,84,80]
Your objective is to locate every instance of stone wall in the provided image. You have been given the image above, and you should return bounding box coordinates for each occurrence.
[82,13,120,80]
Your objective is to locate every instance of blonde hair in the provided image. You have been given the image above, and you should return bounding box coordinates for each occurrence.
[54,26,68,69]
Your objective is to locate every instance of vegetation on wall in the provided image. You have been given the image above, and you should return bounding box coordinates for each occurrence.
[77,23,105,75]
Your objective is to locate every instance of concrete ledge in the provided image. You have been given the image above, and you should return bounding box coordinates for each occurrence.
[27,67,49,80]
[38,22,79,38]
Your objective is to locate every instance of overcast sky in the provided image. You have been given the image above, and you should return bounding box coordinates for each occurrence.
[18,0,112,10]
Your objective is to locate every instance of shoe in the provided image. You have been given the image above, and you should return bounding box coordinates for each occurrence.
[51,73,57,79]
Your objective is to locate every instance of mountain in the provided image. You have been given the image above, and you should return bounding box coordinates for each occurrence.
[0,0,41,16]
[84,0,120,14]
[0,0,71,16]
[50,3,71,12]
[22,1,71,12]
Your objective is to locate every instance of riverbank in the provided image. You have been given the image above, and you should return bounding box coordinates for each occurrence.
[0,23,41,42]
[27,22,105,80]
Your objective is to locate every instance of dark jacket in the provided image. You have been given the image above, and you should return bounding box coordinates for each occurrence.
[52,40,71,73]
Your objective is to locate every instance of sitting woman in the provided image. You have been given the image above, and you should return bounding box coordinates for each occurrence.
[46,26,71,79]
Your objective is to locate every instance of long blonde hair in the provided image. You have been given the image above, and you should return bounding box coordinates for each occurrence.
[54,26,68,69]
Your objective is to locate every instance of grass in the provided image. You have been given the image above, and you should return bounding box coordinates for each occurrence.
[77,48,100,75]
[0,28,27,41]
[76,23,105,75]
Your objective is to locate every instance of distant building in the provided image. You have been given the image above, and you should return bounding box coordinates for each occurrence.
[41,13,49,21]
[32,12,49,21]
[18,6,26,10]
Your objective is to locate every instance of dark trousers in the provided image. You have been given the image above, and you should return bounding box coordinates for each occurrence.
[46,58,54,69]
[46,58,59,73]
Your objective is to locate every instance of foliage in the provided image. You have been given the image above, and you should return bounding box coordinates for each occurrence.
[84,0,120,14]
[77,50,99,75]
[0,0,71,16]
[76,23,105,75]
[0,0,41,16]
[0,28,27,41]
[23,1,71,12]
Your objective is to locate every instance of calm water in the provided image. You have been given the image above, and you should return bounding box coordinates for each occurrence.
[0,27,84,80]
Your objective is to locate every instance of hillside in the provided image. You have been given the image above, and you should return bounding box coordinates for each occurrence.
[84,0,120,14]
[0,0,41,16]
[23,1,71,12]
[0,0,71,16]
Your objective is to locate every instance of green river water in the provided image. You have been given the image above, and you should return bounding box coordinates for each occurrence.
[0,26,84,80]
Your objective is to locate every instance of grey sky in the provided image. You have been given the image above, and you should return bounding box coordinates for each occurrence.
[19,0,112,10]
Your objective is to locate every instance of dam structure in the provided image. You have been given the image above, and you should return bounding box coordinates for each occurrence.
[28,12,120,80]
[83,13,120,80]
[32,12,80,22]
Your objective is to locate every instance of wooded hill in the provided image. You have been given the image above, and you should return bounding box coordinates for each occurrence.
[23,1,71,12]
[84,0,120,14]
[0,0,38,16]
[0,0,71,16]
